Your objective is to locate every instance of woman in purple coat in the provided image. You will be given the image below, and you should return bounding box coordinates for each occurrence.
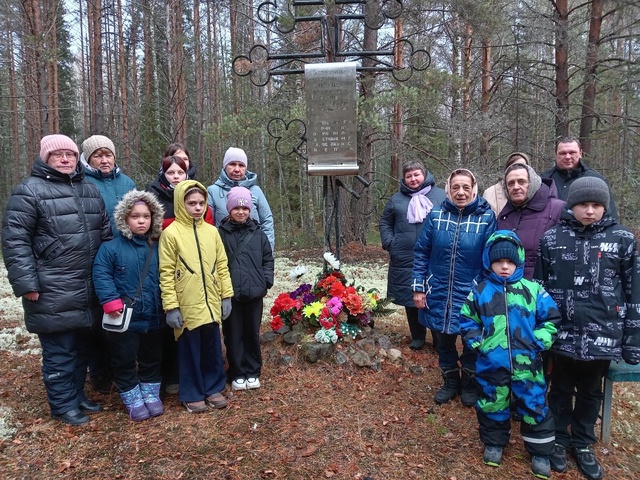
[497,164,565,280]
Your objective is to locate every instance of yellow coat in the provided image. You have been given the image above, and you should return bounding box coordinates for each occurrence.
[159,180,234,339]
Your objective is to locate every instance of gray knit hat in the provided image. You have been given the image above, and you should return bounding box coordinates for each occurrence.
[82,135,116,161]
[566,177,610,211]
[223,147,247,169]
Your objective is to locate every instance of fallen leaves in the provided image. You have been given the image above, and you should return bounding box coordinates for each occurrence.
[1,247,639,479]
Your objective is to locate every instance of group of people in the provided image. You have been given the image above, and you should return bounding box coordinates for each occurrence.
[2,132,638,479]
[1,134,274,425]
[380,137,640,480]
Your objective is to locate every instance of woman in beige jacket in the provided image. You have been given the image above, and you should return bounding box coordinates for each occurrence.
[482,152,530,215]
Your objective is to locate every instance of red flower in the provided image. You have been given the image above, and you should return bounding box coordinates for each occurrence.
[317,274,343,292]
[343,288,364,316]
[329,281,346,298]
[270,315,283,331]
[270,293,299,316]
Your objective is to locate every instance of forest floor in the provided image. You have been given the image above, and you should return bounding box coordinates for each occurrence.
[0,244,639,480]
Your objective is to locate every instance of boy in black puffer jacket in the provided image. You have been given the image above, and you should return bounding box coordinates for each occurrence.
[218,187,274,391]
[535,177,640,480]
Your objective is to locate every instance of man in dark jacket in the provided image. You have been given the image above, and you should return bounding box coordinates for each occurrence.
[2,134,112,426]
[540,136,617,220]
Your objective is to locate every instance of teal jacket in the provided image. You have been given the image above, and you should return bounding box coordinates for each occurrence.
[82,154,136,236]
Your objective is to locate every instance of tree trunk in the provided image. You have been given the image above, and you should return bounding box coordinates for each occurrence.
[116,0,131,169]
[78,0,89,138]
[7,22,20,181]
[87,0,104,133]
[480,37,492,163]
[392,17,403,180]
[448,19,459,162]
[352,5,378,246]
[229,0,239,115]
[461,23,473,163]
[49,5,59,133]
[194,0,205,168]
[21,0,46,159]
[129,6,141,160]
[579,0,605,155]
[554,0,570,138]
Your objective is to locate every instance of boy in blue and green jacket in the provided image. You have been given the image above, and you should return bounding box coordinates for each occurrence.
[460,230,560,479]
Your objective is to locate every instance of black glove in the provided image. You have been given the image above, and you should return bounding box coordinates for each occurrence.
[622,350,640,365]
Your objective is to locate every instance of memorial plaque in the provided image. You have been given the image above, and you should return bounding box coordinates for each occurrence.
[305,62,359,176]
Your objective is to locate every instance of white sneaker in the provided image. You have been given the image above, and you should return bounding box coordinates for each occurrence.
[231,378,247,390]
[246,377,260,389]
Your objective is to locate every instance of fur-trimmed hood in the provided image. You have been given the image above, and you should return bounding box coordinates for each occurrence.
[114,190,165,239]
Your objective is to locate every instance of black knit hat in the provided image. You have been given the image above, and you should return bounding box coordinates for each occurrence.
[489,240,521,266]
[566,177,610,211]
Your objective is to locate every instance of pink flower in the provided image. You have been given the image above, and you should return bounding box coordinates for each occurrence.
[326,297,342,316]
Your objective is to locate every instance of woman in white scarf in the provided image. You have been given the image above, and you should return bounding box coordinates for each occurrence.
[379,160,447,350]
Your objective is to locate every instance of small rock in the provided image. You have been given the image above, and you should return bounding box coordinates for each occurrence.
[388,348,402,361]
[351,350,373,367]
[409,365,424,375]
[276,325,290,335]
[334,350,349,365]
[261,331,277,343]
[377,335,392,350]
[280,355,295,366]
[356,337,377,356]
[359,325,373,338]
[301,342,334,363]
[283,331,304,344]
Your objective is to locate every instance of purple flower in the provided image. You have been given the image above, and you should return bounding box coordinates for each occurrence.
[290,283,312,299]
[357,312,371,326]
[302,293,317,305]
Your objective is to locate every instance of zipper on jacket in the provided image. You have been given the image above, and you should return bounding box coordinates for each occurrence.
[178,255,195,274]
[72,180,93,295]
[503,280,514,374]
[444,210,463,333]
[193,220,215,321]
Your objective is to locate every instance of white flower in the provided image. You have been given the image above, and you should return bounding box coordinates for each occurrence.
[323,252,340,270]
[289,265,307,280]
[314,327,338,344]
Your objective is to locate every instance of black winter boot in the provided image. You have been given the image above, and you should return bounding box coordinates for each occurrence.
[406,309,426,350]
[434,368,461,404]
[460,368,479,407]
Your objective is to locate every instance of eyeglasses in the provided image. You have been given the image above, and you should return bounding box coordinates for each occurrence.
[50,151,77,160]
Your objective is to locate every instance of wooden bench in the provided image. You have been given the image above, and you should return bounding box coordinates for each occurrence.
[600,361,640,443]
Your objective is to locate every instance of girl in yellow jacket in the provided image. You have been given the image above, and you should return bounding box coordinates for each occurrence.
[159,180,234,413]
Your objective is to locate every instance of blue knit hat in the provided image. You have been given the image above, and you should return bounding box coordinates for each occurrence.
[489,240,521,266]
